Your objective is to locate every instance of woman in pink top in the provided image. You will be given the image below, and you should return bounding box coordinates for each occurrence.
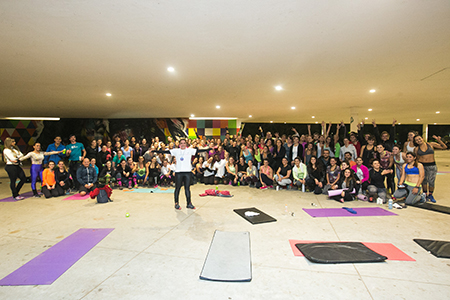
[351,157,370,195]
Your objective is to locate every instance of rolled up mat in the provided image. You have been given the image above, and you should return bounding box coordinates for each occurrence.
[233,207,277,224]
[413,239,450,258]
[295,242,387,264]
[0,228,114,285]
[200,230,251,282]
[328,189,356,197]
[412,203,450,215]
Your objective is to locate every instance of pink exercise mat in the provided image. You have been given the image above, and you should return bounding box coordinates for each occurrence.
[62,194,90,200]
[289,240,415,261]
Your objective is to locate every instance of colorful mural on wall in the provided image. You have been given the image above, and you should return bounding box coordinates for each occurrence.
[0,120,41,152]
[187,119,240,140]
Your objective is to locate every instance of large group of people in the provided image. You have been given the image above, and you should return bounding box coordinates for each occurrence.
[2,119,447,208]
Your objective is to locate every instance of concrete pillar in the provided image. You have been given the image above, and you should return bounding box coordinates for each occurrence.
[423,124,428,141]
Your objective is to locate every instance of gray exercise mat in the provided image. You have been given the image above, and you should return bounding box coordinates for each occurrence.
[199,230,252,282]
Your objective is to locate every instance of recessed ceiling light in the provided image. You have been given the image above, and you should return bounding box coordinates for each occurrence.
[270,121,273,123]
[106,93,112,97]
[368,108,372,111]
[436,111,440,114]
[249,115,252,118]
[434,123,437,125]
[315,122,318,124]
[190,114,195,117]
[416,119,420,121]
[365,117,368,120]
[398,123,401,125]
[275,85,283,91]
[167,67,175,72]
[369,89,376,93]
[312,116,315,118]
[291,107,295,110]
[216,105,220,109]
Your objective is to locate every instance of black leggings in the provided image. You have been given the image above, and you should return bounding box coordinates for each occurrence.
[204,175,215,185]
[174,172,191,204]
[5,165,27,198]
[69,161,81,189]
[42,185,64,198]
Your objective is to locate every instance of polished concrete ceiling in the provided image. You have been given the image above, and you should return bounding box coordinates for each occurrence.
[1,1,449,124]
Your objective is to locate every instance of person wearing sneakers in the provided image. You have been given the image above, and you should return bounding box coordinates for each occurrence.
[414,135,447,203]
[392,152,425,205]
[3,137,26,200]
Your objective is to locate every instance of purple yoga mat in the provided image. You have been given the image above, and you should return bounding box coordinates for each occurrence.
[0,228,114,286]
[0,191,35,202]
[303,207,397,218]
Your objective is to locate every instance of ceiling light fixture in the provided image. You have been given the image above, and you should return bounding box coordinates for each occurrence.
[167,67,175,72]
[369,89,376,93]
[249,115,252,118]
[216,105,220,109]
[416,119,420,121]
[190,114,195,117]
[291,107,295,110]
[436,111,440,114]
[270,121,273,123]
[368,108,372,111]
[4,117,60,121]
[315,122,318,124]
[365,117,368,120]
[434,123,437,125]
[275,86,283,91]
[106,93,112,97]
[312,116,315,118]
[189,117,237,120]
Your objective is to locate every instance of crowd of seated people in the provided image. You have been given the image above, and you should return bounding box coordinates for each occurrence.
[3,119,447,205]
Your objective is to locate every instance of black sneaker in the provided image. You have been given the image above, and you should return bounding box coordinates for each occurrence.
[174,203,181,210]
[186,203,196,209]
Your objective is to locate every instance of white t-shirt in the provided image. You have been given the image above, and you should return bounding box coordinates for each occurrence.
[3,148,23,165]
[292,145,299,159]
[170,148,197,172]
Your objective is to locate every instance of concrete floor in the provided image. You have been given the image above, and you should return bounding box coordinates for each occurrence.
[0,152,450,300]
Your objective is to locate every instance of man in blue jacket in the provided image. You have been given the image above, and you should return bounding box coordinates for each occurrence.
[76,158,97,196]
[44,136,66,166]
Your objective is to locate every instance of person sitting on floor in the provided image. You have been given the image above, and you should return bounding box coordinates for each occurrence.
[257,158,274,189]
[76,158,98,196]
[55,160,72,195]
[329,168,357,203]
[274,157,292,189]
[42,161,64,198]
[243,159,259,187]
[392,152,426,205]
[292,157,307,191]
[115,159,133,189]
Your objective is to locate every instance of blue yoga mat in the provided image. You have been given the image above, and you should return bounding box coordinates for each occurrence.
[0,228,114,286]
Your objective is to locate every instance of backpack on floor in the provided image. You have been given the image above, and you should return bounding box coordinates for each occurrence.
[97,189,111,204]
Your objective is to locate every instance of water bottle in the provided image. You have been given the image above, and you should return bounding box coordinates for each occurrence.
[238,181,240,186]
[215,185,219,191]
[388,199,393,210]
